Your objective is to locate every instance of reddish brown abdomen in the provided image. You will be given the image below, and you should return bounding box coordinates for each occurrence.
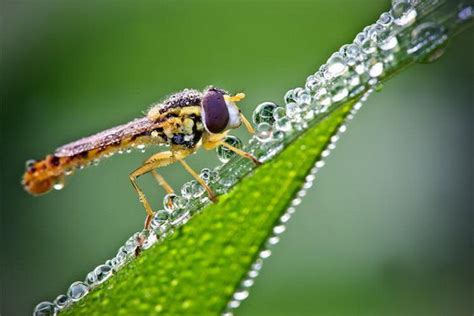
[22,155,67,195]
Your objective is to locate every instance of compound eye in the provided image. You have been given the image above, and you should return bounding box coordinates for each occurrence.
[201,89,229,134]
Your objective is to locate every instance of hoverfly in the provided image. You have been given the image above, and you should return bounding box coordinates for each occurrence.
[22,87,259,229]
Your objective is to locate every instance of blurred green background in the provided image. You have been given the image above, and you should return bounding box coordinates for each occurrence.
[1,0,472,315]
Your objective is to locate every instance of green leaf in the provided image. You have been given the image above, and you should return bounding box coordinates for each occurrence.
[63,101,355,316]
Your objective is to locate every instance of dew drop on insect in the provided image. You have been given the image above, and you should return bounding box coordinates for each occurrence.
[327,53,348,77]
[54,294,70,310]
[391,1,417,26]
[33,301,56,316]
[26,159,36,170]
[256,122,273,143]
[216,135,242,163]
[94,264,113,284]
[53,179,65,191]
[67,281,89,302]
[252,102,278,125]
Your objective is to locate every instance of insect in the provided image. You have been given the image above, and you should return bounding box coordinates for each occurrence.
[22,86,260,229]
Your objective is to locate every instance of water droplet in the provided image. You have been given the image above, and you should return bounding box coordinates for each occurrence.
[327,53,348,77]
[170,208,191,226]
[305,74,324,91]
[256,122,273,143]
[368,61,384,77]
[294,89,312,106]
[150,210,170,233]
[458,3,473,21]
[26,159,36,170]
[285,102,302,119]
[259,249,272,259]
[190,180,205,198]
[54,294,70,310]
[233,290,249,301]
[391,1,417,26]
[272,130,285,142]
[377,12,393,26]
[273,225,286,235]
[163,193,178,211]
[67,281,89,301]
[284,89,296,104]
[408,22,447,63]
[94,264,113,284]
[33,301,56,316]
[85,271,97,285]
[253,102,278,124]
[272,107,286,121]
[216,135,242,163]
[378,31,398,51]
[329,77,349,102]
[53,179,64,191]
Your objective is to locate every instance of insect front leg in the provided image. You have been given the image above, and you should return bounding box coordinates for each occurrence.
[202,134,261,166]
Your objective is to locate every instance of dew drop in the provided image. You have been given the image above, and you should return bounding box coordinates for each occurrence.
[391,1,417,26]
[272,107,286,121]
[216,135,242,163]
[53,180,64,191]
[274,117,292,133]
[305,74,324,91]
[369,61,384,77]
[93,264,112,284]
[233,290,249,301]
[150,210,170,233]
[252,102,278,124]
[163,193,178,211]
[256,122,273,143]
[377,12,393,26]
[67,281,89,301]
[33,301,56,316]
[54,294,70,310]
[259,249,272,259]
[327,53,348,77]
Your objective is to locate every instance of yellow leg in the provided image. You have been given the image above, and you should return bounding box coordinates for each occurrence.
[177,158,217,202]
[219,141,261,166]
[129,151,177,229]
[239,112,255,134]
[151,170,174,194]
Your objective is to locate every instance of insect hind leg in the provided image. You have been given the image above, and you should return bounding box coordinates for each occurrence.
[129,151,177,229]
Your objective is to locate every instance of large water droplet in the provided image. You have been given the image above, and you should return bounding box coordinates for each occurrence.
[34,301,56,316]
[327,53,348,77]
[253,102,278,124]
[305,74,324,92]
[391,1,417,26]
[67,281,89,302]
[329,77,349,102]
[216,135,242,163]
[408,22,447,63]
[93,264,112,284]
